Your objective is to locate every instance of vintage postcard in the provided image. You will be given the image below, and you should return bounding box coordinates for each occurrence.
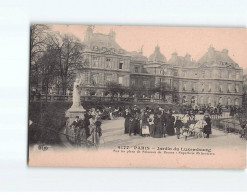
[28,24,247,168]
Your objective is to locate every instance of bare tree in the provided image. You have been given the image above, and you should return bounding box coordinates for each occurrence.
[36,46,59,95]
[48,33,85,95]
[30,24,50,87]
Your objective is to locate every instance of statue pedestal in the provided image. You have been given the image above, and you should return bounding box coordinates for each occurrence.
[65,105,86,126]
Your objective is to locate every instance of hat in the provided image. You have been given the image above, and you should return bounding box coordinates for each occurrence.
[76,116,79,119]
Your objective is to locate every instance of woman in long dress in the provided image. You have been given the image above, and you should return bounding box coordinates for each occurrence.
[153,112,163,138]
[89,114,102,147]
[123,109,131,134]
[141,111,150,136]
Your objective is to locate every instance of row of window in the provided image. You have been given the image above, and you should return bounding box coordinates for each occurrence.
[92,46,124,54]
[91,74,125,85]
[181,70,242,79]
[181,96,240,105]
[92,56,125,70]
[182,83,241,93]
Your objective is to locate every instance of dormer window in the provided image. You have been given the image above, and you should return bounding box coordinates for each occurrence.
[93,46,98,50]
[102,47,107,51]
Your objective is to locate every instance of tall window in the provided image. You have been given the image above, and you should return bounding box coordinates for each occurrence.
[92,74,99,85]
[201,83,204,92]
[183,83,186,91]
[119,60,124,69]
[228,71,231,79]
[218,84,221,92]
[131,80,135,87]
[236,85,239,93]
[200,97,204,104]
[236,73,240,79]
[93,56,99,67]
[192,83,196,91]
[143,80,148,88]
[118,76,123,85]
[208,83,212,92]
[135,67,138,73]
[105,75,111,85]
[202,71,205,78]
[227,84,231,92]
[106,58,112,68]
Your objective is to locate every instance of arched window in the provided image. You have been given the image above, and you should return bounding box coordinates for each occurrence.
[235,98,239,106]
[208,97,212,106]
[227,97,231,105]
[182,96,187,104]
[200,96,204,105]
[173,95,178,103]
[219,97,223,105]
[191,96,195,104]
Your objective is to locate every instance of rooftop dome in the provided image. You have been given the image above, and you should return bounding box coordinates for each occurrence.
[148,45,167,63]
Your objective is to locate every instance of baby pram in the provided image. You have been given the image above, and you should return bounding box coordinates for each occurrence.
[182,122,196,141]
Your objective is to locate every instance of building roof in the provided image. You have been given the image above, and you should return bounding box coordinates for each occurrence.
[148,45,167,63]
[83,26,125,53]
[167,52,195,67]
[244,68,247,75]
[197,46,239,68]
[128,51,148,62]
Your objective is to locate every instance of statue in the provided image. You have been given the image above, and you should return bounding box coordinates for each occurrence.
[66,77,85,126]
[72,78,82,108]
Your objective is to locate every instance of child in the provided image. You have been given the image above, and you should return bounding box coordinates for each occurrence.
[174,116,183,139]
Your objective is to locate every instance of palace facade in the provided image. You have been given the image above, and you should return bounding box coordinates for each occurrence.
[76,27,244,106]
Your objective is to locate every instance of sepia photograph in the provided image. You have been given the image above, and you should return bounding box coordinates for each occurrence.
[28,24,247,168]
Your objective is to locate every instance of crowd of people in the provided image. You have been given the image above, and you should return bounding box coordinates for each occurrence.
[69,108,103,147]
[68,103,247,148]
[123,105,212,140]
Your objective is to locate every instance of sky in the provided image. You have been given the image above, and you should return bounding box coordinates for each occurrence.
[51,24,247,69]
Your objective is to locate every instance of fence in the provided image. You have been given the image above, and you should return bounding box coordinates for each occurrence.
[30,94,170,104]
[211,113,247,139]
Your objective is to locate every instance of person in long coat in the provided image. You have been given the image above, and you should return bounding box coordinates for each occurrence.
[161,110,168,137]
[84,111,92,138]
[123,109,132,134]
[153,111,163,138]
[204,115,212,138]
[129,115,135,136]
[166,113,175,135]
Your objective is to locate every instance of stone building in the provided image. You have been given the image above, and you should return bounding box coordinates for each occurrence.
[168,46,243,107]
[77,27,131,97]
[76,27,244,106]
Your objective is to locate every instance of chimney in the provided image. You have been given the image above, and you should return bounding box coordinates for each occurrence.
[185,53,191,61]
[172,52,178,57]
[208,45,215,53]
[85,26,93,42]
[109,30,116,40]
[221,49,229,54]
